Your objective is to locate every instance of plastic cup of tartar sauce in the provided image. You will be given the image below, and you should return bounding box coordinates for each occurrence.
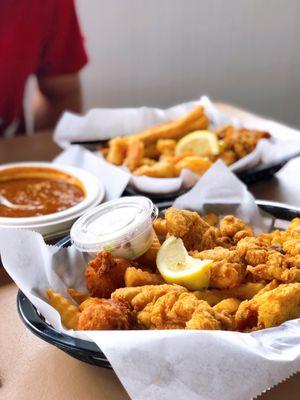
[70,196,158,260]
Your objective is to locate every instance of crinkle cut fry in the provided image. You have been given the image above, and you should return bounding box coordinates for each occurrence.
[47,289,80,330]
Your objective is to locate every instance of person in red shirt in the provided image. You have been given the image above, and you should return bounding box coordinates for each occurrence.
[0,0,88,137]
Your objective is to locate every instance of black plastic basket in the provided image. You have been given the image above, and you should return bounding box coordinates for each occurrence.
[17,200,300,368]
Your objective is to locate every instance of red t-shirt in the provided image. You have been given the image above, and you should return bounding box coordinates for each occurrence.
[0,0,88,137]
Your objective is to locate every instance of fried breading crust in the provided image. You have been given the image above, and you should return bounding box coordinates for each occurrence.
[112,284,187,311]
[106,137,128,165]
[78,299,134,330]
[235,283,300,331]
[236,236,300,283]
[219,215,254,243]
[128,106,209,144]
[112,285,232,330]
[190,247,246,289]
[165,208,210,251]
[85,251,136,298]
[125,267,165,287]
[123,139,144,171]
[133,160,178,177]
[194,282,265,306]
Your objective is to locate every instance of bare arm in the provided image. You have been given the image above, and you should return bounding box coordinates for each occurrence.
[34,73,82,131]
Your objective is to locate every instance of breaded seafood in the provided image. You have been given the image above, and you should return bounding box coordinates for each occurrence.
[125,267,164,287]
[100,105,270,178]
[78,298,134,330]
[113,285,231,330]
[85,251,135,298]
[235,283,300,331]
[48,209,300,333]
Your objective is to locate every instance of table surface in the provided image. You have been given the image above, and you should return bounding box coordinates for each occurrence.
[1,106,300,400]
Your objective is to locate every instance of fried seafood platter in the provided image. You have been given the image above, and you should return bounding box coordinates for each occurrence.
[47,209,300,333]
[99,106,270,178]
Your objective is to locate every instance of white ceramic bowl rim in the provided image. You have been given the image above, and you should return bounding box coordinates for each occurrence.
[0,162,105,227]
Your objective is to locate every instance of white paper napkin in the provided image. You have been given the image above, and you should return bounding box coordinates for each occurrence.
[54,96,239,147]
[173,160,270,232]
[1,164,300,400]
[53,145,130,200]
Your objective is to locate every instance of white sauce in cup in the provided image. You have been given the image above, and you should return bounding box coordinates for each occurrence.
[70,196,158,259]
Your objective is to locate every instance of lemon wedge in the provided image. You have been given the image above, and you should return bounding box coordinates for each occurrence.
[175,130,220,157]
[157,236,212,290]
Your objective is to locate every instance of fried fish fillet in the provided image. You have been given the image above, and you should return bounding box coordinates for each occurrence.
[112,284,187,311]
[165,208,211,251]
[141,291,231,330]
[190,247,246,289]
[235,283,300,331]
[165,208,234,251]
[112,284,232,330]
[127,106,209,145]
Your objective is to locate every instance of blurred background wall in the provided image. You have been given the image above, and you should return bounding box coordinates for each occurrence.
[76,0,300,127]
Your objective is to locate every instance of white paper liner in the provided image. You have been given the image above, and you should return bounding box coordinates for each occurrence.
[1,163,300,400]
[54,96,241,146]
[53,145,130,200]
[53,96,300,194]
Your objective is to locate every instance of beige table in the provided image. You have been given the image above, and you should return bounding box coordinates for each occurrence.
[1,106,300,399]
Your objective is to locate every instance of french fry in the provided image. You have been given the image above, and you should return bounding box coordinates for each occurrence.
[153,218,168,238]
[47,289,80,330]
[136,230,161,269]
[143,142,160,158]
[125,267,164,287]
[67,288,90,305]
[123,139,144,171]
[195,282,265,306]
[106,137,128,165]
[213,298,241,314]
[128,106,209,144]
